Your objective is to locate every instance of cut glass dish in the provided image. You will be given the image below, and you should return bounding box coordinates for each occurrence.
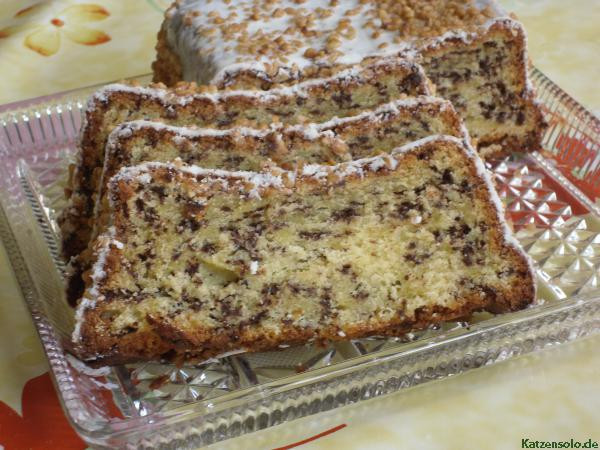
[0,68,599,448]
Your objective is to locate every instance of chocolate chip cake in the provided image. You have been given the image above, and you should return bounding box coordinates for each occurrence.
[73,135,535,364]
[60,59,430,261]
[415,18,544,158]
[153,0,545,157]
[67,97,466,305]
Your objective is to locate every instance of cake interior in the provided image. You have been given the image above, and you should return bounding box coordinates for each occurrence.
[106,100,461,177]
[66,100,463,305]
[61,61,429,259]
[421,23,542,154]
[79,140,531,361]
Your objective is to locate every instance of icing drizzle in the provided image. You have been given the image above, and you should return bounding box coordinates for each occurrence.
[162,0,506,85]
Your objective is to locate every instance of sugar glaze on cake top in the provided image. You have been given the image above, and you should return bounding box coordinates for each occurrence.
[164,0,504,85]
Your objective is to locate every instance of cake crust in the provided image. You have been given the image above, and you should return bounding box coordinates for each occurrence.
[73,136,535,364]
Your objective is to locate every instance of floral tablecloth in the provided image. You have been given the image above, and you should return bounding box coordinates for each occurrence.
[0,1,598,449]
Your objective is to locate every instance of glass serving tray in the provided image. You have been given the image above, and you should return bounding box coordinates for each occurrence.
[1,69,600,449]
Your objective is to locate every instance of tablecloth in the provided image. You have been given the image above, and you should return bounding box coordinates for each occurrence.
[0,1,598,449]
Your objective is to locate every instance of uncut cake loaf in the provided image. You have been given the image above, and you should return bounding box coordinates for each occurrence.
[154,0,545,156]
[60,59,430,260]
[73,135,534,364]
[67,97,466,304]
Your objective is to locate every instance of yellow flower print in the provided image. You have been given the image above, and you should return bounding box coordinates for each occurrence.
[0,2,111,56]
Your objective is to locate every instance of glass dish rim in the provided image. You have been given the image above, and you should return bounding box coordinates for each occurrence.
[1,66,600,446]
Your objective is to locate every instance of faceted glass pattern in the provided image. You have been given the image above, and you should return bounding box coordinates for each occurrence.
[1,68,600,448]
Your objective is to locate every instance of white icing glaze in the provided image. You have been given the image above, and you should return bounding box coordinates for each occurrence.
[163,0,505,86]
[111,161,286,196]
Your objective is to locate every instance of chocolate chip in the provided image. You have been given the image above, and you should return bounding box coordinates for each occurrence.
[150,185,167,202]
[138,248,153,262]
[144,206,159,225]
[404,70,424,92]
[351,284,369,300]
[261,283,280,296]
[392,201,416,219]
[332,207,358,222]
[417,149,432,161]
[459,180,471,193]
[178,217,203,232]
[462,243,475,266]
[201,242,217,254]
[441,169,454,185]
[224,154,245,167]
[184,200,205,217]
[404,252,431,264]
[496,81,507,96]
[414,185,426,195]
[135,198,145,213]
[320,297,332,319]
[299,230,330,240]
[332,92,353,107]
[220,295,241,317]
[248,311,268,325]
[185,261,199,276]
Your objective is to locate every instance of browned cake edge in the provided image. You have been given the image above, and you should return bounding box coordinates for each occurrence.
[72,135,535,365]
[152,24,184,87]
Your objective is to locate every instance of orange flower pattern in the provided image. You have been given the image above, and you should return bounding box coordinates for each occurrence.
[0,2,111,56]
[0,373,85,449]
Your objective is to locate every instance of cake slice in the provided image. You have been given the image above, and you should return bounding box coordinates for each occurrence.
[414,18,544,157]
[60,59,430,259]
[99,96,465,213]
[73,135,535,364]
[66,97,466,304]
[153,0,545,157]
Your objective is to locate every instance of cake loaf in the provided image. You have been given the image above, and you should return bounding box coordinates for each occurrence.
[67,97,466,304]
[73,135,535,364]
[153,0,499,87]
[60,59,430,259]
[153,1,545,157]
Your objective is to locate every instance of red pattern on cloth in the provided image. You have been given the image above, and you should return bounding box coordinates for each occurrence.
[0,372,85,450]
